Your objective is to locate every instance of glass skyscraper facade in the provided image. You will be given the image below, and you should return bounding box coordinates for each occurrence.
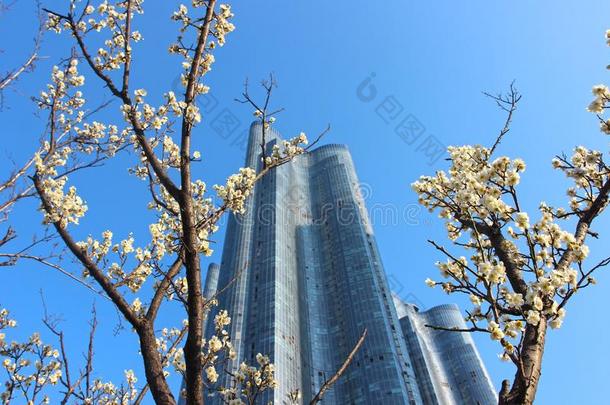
[189,122,495,404]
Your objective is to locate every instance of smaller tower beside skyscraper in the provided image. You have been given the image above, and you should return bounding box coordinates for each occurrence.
[394,296,497,405]
[203,263,220,301]
[202,263,220,333]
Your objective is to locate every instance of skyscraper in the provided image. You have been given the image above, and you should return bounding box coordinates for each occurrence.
[191,122,495,405]
[203,122,422,404]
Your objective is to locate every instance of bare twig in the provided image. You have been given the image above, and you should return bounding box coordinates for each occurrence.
[40,295,98,404]
[425,324,486,333]
[309,329,367,405]
[0,0,44,93]
[484,81,521,157]
[0,252,109,299]
[85,305,97,399]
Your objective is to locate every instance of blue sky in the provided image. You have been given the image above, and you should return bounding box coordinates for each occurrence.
[2,1,610,403]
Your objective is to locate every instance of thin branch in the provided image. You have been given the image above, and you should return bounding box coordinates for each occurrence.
[309,328,367,405]
[558,256,610,310]
[304,124,331,153]
[484,82,521,157]
[0,253,109,299]
[0,0,44,92]
[85,305,97,399]
[425,324,486,333]
[0,53,38,91]
[0,227,16,249]
[146,255,183,321]
[33,176,141,327]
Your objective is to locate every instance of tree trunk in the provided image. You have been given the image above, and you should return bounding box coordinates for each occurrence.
[499,318,547,405]
[139,325,177,404]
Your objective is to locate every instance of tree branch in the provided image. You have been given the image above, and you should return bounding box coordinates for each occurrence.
[309,328,367,405]
[484,82,521,157]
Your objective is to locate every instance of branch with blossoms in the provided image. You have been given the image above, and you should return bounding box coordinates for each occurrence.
[27,1,333,404]
[413,45,610,404]
[214,353,278,405]
[1,307,63,405]
[0,53,127,285]
[1,304,143,405]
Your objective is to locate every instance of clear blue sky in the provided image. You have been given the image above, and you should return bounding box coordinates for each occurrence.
[2,1,610,403]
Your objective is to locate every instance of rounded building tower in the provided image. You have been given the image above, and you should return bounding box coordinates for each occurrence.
[203,123,423,404]
[394,297,497,405]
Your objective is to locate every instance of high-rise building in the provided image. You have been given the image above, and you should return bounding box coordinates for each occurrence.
[185,122,495,405]
[393,297,497,405]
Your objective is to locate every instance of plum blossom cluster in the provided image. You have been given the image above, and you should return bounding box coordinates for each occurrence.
[119,93,171,133]
[166,277,189,301]
[84,369,140,404]
[0,309,17,331]
[0,309,61,405]
[172,306,278,403]
[36,175,87,229]
[147,212,180,260]
[76,230,154,293]
[170,3,234,47]
[34,60,129,228]
[119,89,203,139]
[169,2,235,110]
[48,1,145,72]
[413,145,525,236]
[145,180,217,258]
[150,306,243,404]
[412,140,608,360]
[213,4,236,46]
[155,325,187,377]
[263,132,309,167]
[36,61,84,113]
[37,58,127,156]
[551,147,609,214]
[202,309,236,384]
[214,168,257,214]
[215,353,278,404]
[124,91,206,181]
[586,30,610,134]
[1,309,142,404]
